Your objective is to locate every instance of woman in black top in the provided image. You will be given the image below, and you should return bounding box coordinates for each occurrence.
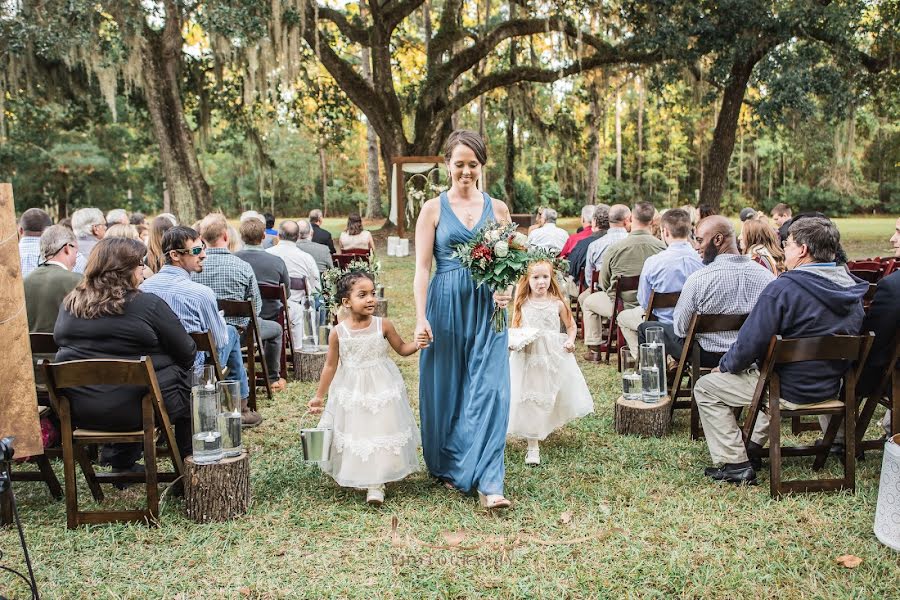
[54,237,196,469]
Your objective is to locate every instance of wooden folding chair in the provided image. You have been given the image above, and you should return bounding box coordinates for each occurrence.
[741,333,874,498]
[39,357,184,529]
[668,313,748,440]
[881,258,896,277]
[333,253,368,269]
[188,330,224,381]
[604,275,640,366]
[619,290,682,371]
[218,299,272,411]
[855,330,900,453]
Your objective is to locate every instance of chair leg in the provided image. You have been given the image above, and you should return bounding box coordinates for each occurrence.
[254,324,273,400]
[855,395,880,447]
[74,445,104,503]
[690,394,701,440]
[769,398,783,499]
[813,413,843,471]
[143,406,159,526]
[35,454,63,500]
[844,398,856,493]
[246,335,257,412]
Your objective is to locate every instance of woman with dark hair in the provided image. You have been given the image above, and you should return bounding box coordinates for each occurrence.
[337,213,375,253]
[54,237,196,472]
[413,129,514,509]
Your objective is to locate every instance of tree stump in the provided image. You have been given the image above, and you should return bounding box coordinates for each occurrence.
[299,348,327,382]
[374,298,388,318]
[614,395,672,437]
[184,451,251,523]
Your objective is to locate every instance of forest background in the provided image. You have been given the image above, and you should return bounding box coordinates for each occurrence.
[1,1,897,226]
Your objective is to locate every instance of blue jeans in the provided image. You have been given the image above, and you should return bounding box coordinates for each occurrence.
[218,325,250,400]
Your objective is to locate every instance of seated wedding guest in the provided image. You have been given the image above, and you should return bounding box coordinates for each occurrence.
[141,226,260,426]
[642,215,775,368]
[527,206,545,235]
[54,237,196,473]
[698,204,716,220]
[694,216,866,485]
[24,225,82,333]
[649,208,662,240]
[855,216,900,435]
[338,213,375,253]
[193,213,286,392]
[71,207,107,259]
[235,218,290,322]
[564,205,609,299]
[263,212,278,248]
[770,203,792,230]
[527,207,569,253]
[583,204,631,291]
[106,208,129,227]
[583,202,665,360]
[136,223,149,245]
[268,220,321,301]
[226,225,243,253]
[105,223,140,240]
[296,219,333,273]
[158,212,178,226]
[309,209,336,254]
[18,207,52,277]
[739,207,756,222]
[740,216,784,275]
[145,215,174,275]
[559,205,597,258]
[129,212,146,226]
[617,209,703,359]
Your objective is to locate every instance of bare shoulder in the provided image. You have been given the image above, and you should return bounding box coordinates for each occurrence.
[490,197,511,221]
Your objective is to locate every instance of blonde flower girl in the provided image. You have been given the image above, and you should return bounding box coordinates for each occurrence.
[508,260,594,465]
[308,272,422,505]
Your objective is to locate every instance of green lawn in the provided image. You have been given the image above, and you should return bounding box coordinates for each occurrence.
[2,244,898,598]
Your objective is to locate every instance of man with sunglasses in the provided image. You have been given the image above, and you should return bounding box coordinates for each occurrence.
[140,226,261,426]
[24,225,82,333]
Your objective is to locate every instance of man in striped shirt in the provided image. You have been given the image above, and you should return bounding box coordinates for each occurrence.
[140,226,261,427]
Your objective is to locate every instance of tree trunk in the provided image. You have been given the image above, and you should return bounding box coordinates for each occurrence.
[360,36,383,219]
[503,1,517,211]
[586,87,601,206]
[615,88,623,182]
[636,75,644,189]
[318,143,328,217]
[140,15,211,224]
[699,57,756,211]
[184,452,251,523]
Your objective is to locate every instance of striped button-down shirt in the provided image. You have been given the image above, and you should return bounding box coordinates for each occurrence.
[673,254,775,353]
[584,226,628,287]
[140,265,229,354]
[20,236,86,277]
[190,248,261,329]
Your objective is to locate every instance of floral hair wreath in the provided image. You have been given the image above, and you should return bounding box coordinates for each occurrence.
[526,246,570,279]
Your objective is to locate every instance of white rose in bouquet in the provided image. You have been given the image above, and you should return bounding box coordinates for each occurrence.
[484,229,500,244]
[493,240,509,257]
[510,232,529,250]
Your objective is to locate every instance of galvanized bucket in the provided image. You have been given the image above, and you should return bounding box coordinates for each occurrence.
[301,428,332,462]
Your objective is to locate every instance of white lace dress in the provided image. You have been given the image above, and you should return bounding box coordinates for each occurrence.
[317,317,420,488]
[508,299,594,440]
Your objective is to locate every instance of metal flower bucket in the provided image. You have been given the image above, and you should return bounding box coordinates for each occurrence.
[874,434,900,551]
[300,428,332,462]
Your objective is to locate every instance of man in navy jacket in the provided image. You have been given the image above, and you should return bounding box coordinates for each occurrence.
[694,217,868,485]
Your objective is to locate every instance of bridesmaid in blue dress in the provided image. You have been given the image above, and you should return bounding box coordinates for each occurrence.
[413,130,513,509]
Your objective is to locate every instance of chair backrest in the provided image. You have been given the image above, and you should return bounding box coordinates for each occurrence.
[644,291,680,322]
[848,260,883,271]
[217,298,254,319]
[768,334,873,365]
[29,332,59,355]
[41,356,158,390]
[612,275,640,308]
[850,269,881,283]
[342,248,370,256]
[189,331,224,381]
[590,270,600,293]
[332,254,361,269]
[694,313,749,334]
[258,283,285,301]
[289,277,307,292]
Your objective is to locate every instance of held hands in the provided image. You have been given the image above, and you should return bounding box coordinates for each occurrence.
[415,319,434,349]
[493,288,512,309]
[562,339,576,353]
[308,397,325,414]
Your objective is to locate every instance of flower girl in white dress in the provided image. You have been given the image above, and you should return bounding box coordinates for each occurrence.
[508,260,594,465]
[308,272,422,505]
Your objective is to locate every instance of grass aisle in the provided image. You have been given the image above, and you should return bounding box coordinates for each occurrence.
[2,244,898,598]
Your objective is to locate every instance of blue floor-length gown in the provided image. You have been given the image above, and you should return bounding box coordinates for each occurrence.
[419,191,510,496]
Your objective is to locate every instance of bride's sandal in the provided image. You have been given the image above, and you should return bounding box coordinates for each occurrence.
[478,492,511,509]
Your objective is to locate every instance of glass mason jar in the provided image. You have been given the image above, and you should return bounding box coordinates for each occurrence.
[191,365,223,464]
[217,380,242,458]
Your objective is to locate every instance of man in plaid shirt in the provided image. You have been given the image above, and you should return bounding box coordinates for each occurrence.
[193,214,286,392]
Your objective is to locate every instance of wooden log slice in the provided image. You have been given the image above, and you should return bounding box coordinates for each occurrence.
[298,349,328,382]
[614,395,672,438]
[373,298,389,318]
[184,451,251,523]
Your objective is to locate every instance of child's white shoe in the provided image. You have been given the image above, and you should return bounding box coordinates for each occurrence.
[366,485,384,506]
[525,447,540,466]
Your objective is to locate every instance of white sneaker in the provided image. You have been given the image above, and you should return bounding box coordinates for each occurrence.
[525,447,540,465]
[366,486,384,506]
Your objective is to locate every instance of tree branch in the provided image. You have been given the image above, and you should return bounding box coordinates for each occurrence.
[382,0,426,32]
[317,7,370,46]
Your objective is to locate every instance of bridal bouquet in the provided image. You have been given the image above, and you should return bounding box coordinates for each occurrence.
[451,220,531,332]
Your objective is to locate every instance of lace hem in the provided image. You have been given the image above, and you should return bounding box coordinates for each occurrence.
[333,427,417,462]
[329,385,406,413]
